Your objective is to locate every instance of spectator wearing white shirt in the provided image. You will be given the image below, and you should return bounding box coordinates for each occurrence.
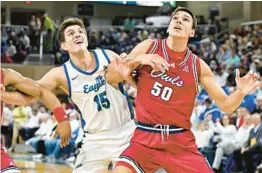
[214,67,229,87]
[1,104,14,148]
[19,108,40,141]
[6,40,17,58]
[190,99,205,130]
[44,111,80,159]
[212,115,237,170]
[192,116,214,150]
[25,113,53,152]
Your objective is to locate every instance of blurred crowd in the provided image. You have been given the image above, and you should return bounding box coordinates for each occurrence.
[1,13,57,63]
[1,100,82,163]
[1,11,262,173]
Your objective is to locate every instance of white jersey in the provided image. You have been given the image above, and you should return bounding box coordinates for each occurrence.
[63,49,134,133]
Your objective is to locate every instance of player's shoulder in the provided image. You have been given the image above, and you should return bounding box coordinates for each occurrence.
[140,39,155,47]
[4,68,24,78]
[46,66,64,77]
[103,49,119,62]
[104,49,118,57]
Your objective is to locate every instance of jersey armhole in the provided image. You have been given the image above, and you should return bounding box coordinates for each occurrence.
[145,39,157,54]
[196,57,201,79]
[192,55,201,93]
[101,49,111,64]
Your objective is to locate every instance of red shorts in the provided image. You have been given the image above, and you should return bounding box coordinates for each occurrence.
[116,122,213,173]
[1,146,19,173]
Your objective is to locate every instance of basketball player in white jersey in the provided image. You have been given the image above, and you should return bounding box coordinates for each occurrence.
[34,18,137,173]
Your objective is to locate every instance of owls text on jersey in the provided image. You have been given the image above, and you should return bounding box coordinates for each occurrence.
[62,49,134,133]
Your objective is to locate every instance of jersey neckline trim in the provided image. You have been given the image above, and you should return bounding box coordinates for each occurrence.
[69,50,100,75]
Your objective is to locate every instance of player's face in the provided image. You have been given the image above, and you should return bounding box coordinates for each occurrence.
[167,11,195,39]
[61,25,88,53]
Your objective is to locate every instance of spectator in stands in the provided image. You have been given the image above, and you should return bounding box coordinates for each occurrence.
[18,30,30,53]
[241,93,257,114]
[41,13,55,52]
[88,31,98,49]
[44,111,79,159]
[28,15,39,51]
[6,40,16,59]
[9,106,28,152]
[254,95,262,114]
[1,104,13,149]
[226,49,240,69]
[19,108,39,141]
[199,97,222,123]
[124,13,136,32]
[233,107,249,129]
[233,113,262,173]
[251,58,262,75]
[226,67,236,86]
[191,99,205,129]
[214,66,229,88]
[25,112,53,154]
[192,115,214,153]
[212,114,253,171]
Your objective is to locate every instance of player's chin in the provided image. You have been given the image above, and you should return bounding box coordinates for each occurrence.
[73,46,86,52]
[169,32,186,38]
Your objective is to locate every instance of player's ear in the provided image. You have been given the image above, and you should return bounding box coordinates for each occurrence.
[60,42,67,51]
[190,29,195,38]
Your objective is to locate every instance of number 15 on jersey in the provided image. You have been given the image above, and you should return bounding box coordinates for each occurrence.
[93,91,111,111]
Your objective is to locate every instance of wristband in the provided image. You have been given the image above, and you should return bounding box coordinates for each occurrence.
[53,107,69,123]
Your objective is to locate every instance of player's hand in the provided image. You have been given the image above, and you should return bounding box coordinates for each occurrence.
[53,120,71,148]
[235,69,260,96]
[115,54,133,78]
[123,54,170,72]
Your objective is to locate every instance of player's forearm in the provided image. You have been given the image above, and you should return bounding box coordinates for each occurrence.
[106,62,137,88]
[1,91,34,105]
[39,88,69,123]
[38,88,62,111]
[220,90,245,113]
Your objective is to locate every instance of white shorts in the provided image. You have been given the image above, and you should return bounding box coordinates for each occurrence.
[73,120,136,173]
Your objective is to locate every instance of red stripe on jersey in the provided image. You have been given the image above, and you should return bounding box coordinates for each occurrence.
[145,40,158,54]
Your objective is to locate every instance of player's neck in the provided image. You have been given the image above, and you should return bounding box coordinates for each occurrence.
[166,36,188,52]
[69,50,94,71]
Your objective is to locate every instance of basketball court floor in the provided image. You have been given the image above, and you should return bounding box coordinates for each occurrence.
[12,153,115,173]
[12,154,73,173]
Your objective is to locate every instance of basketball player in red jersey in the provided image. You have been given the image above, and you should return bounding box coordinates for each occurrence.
[0,68,71,173]
[113,7,260,173]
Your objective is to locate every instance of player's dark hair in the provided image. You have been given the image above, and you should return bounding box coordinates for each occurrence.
[171,7,197,29]
[58,18,86,45]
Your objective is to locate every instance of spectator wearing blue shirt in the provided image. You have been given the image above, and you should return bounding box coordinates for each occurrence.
[199,97,222,123]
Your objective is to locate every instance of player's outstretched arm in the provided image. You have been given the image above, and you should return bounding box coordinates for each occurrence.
[3,68,71,147]
[1,91,34,105]
[0,82,33,105]
[200,59,260,114]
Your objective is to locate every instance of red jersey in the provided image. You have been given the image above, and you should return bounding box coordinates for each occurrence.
[0,68,3,117]
[135,39,201,130]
